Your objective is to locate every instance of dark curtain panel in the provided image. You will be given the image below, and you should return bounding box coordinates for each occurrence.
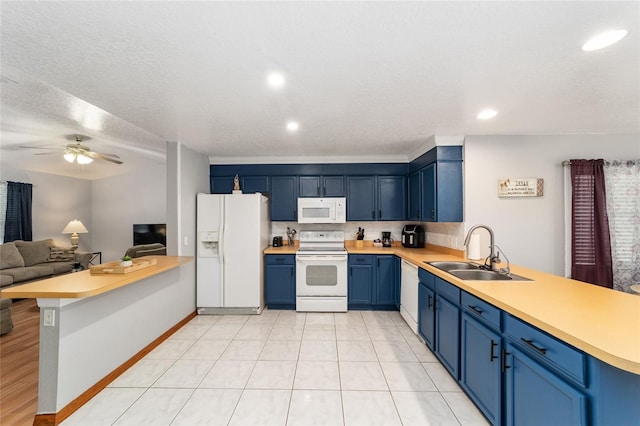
[570,159,613,288]
[4,181,33,242]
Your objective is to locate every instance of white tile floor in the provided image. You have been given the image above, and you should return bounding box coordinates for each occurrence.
[61,310,489,426]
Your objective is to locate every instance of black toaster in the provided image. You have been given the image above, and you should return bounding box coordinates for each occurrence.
[402,224,425,248]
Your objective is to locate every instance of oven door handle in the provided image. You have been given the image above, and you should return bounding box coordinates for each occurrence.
[296,255,348,261]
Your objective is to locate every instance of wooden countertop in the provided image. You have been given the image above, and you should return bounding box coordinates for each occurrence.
[265,241,640,374]
[0,256,194,299]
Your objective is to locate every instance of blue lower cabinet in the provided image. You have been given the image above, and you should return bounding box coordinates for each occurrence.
[376,255,396,306]
[461,312,502,425]
[418,282,435,350]
[265,255,295,309]
[504,343,587,426]
[348,254,398,310]
[435,295,460,379]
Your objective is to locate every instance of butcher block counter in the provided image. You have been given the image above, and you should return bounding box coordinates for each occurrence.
[266,241,640,374]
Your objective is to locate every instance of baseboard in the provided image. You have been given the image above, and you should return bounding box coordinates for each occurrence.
[33,310,197,426]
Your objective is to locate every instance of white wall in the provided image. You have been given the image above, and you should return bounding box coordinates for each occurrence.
[166,142,210,257]
[91,164,166,262]
[464,134,640,275]
[0,167,92,251]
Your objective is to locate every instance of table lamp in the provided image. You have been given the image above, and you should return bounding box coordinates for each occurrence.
[62,219,88,247]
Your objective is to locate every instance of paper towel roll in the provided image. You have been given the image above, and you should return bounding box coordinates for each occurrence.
[467,234,482,260]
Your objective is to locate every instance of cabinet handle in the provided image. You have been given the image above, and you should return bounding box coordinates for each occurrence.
[417,209,420,218]
[520,338,547,355]
[372,210,375,219]
[378,210,382,219]
[431,209,435,220]
[377,258,380,267]
[317,183,320,194]
[468,305,483,316]
[427,294,433,308]
[291,268,293,276]
[490,340,498,362]
[501,348,511,373]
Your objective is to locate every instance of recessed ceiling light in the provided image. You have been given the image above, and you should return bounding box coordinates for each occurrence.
[477,109,498,120]
[267,72,285,88]
[582,29,628,51]
[286,121,299,132]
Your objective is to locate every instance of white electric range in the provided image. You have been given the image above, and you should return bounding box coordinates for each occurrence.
[295,230,348,312]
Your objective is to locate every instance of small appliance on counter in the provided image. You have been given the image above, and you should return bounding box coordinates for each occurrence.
[381,231,394,247]
[272,236,283,247]
[402,224,425,248]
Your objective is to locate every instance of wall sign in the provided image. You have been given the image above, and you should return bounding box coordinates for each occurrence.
[498,178,544,197]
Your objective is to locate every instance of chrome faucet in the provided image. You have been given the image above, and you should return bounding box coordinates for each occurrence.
[464,224,498,271]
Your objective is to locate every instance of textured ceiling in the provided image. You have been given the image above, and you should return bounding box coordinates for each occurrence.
[1,1,638,180]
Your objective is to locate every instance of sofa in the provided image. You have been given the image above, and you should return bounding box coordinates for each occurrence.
[0,239,92,289]
[125,243,166,258]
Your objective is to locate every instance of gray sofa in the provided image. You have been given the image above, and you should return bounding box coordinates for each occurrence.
[0,239,92,289]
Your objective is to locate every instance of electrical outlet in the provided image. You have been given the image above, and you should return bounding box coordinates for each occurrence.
[43,309,55,327]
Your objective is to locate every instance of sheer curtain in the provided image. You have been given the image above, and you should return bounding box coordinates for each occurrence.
[604,161,640,293]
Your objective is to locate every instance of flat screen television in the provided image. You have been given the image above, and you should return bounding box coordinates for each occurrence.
[133,224,167,246]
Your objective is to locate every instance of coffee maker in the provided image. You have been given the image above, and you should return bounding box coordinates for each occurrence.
[381,231,394,247]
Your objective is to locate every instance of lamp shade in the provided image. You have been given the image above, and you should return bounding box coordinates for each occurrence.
[62,220,88,234]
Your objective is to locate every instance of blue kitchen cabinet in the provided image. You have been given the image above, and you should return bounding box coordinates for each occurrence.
[418,268,436,350]
[407,171,421,220]
[346,176,376,221]
[270,176,298,221]
[434,277,461,379]
[265,255,296,309]
[348,255,374,306]
[378,176,406,220]
[376,255,396,306]
[461,312,502,425]
[394,256,401,309]
[299,176,344,197]
[242,176,269,194]
[211,176,235,194]
[504,342,587,426]
[421,163,437,221]
[348,254,398,309]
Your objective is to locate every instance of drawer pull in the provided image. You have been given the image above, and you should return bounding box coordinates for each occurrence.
[468,305,483,315]
[490,340,498,362]
[521,338,547,355]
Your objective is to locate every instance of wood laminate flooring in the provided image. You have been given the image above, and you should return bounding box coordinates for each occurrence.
[0,298,40,426]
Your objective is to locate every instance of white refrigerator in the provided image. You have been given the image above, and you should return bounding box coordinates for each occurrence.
[196,193,270,314]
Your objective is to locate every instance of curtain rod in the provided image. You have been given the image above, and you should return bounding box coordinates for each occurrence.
[0,180,37,187]
[562,160,639,166]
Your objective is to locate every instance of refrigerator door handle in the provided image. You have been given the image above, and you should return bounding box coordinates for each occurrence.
[219,197,226,306]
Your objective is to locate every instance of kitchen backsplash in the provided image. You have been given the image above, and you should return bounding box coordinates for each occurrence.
[271,221,465,250]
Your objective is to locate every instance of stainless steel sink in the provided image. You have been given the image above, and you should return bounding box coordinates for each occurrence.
[426,261,532,281]
[426,261,481,272]
[449,269,532,281]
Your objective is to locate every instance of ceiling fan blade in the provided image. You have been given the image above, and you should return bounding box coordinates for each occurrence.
[19,146,63,150]
[88,151,120,159]
[92,153,123,164]
[34,151,60,156]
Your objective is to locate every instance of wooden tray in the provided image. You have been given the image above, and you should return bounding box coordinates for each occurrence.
[90,258,157,275]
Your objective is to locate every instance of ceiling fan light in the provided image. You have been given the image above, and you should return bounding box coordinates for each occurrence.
[77,154,93,165]
[64,152,76,163]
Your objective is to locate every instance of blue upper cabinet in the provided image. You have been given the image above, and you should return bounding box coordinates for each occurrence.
[347,175,406,221]
[271,176,298,221]
[242,176,269,194]
[299,176,345,197]
[378,176,406,220]
[346,176,377,221]
[410,146,463,223]
[408,171,421,220]
[211,176,235,194]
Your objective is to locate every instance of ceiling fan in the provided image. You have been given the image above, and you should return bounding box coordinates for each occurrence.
[20,134,123,165]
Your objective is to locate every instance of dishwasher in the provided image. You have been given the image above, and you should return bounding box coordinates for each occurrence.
[400,259,419,334]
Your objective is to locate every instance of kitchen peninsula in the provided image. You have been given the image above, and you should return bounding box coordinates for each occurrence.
[266,242,640,425]
[0,256,195,426]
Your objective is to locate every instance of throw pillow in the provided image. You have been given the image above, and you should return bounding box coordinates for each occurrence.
[15,239,55,266]
[49,247,76,262]
[0,242,26,269]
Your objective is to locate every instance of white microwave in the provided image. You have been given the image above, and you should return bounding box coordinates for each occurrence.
[297,197,346,224]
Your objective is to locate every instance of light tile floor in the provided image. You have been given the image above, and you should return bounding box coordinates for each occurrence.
[61,310,489,426]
